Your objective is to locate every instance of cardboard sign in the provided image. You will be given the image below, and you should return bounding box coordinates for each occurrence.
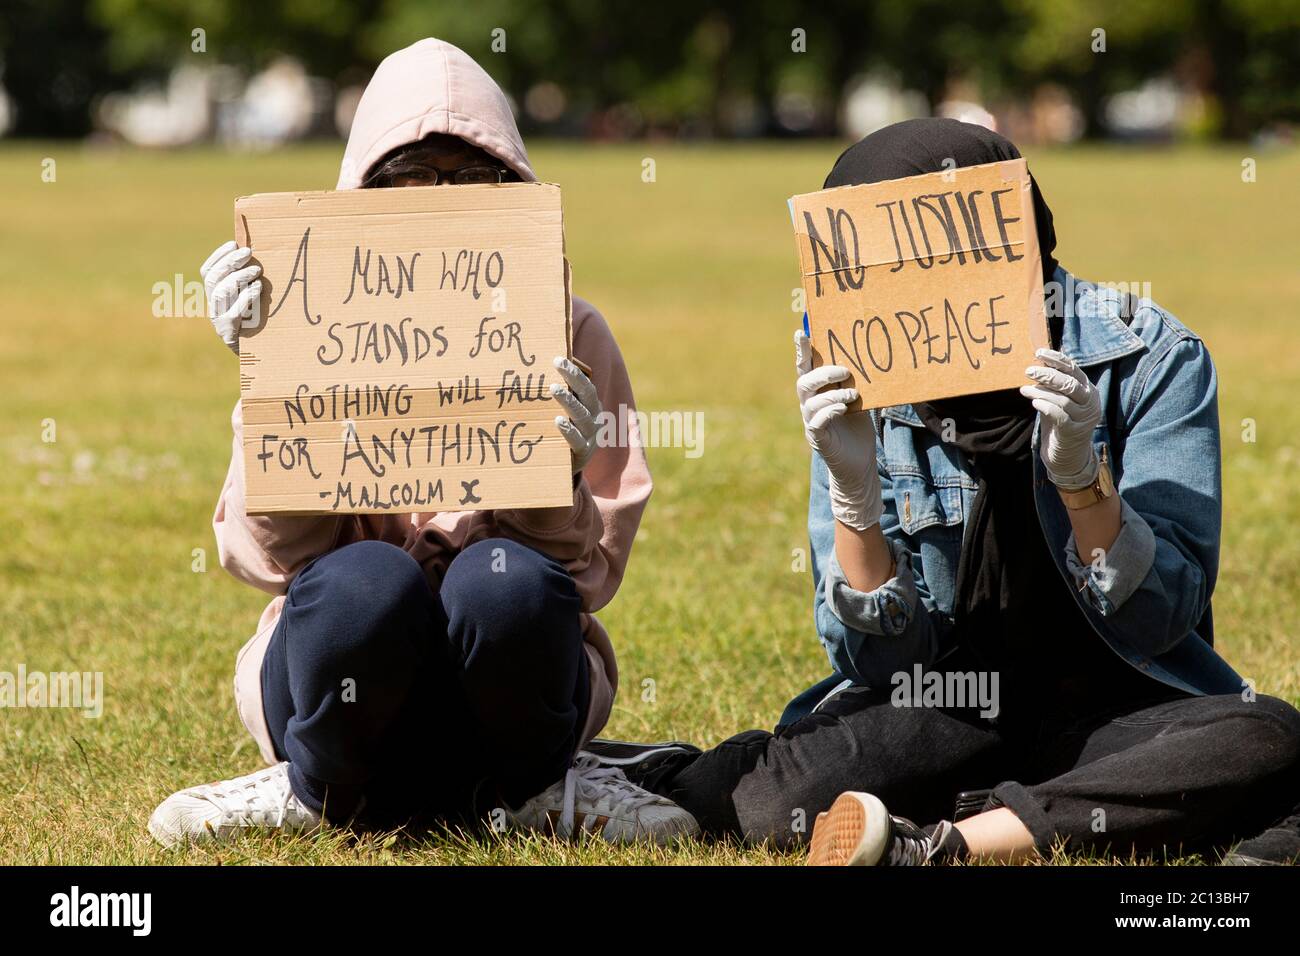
[233,183,574,514]
[791,158,1048,410]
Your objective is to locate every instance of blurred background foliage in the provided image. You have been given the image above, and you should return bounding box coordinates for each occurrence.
[1,0,1296,141]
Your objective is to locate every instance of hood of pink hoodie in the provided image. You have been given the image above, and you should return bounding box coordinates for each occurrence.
[337,38,536,189]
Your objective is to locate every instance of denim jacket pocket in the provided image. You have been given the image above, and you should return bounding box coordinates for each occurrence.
[893,472,964,535]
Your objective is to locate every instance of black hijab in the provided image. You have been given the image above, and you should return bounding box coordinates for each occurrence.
[823,120,1140,725]
[824,117,1058,286]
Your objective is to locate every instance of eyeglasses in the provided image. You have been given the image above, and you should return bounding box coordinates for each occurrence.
[385,164,513,187]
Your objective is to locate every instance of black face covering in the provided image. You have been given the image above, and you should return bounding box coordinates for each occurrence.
[823,120,1156,727]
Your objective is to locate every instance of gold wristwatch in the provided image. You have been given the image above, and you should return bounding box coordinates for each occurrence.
[1057,446,1116,510]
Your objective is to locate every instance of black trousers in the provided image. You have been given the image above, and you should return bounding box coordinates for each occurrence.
[634,684,1300,856]
[260,538,589,824]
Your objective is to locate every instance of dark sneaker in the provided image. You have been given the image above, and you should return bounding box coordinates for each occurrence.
[808,791,954,866]
[584,739,703,792]
[1222,810,1300,866]
[584,738,702,768]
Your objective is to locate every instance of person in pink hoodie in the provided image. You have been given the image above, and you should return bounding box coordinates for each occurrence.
[148,38,698,848]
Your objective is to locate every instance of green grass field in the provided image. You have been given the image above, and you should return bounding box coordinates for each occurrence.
[1,141,1297,865]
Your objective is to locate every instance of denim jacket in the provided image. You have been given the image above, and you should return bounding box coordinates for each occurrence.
[782,268,1243,726]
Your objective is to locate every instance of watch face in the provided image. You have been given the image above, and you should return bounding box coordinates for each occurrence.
[1060,460,1114,508]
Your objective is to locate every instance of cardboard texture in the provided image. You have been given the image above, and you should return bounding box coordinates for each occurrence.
[791,158,1049,411]
[233,182,574,514]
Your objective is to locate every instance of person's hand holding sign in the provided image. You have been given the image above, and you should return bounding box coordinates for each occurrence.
[551,356,602,474]
[794,329,882,531]
[1019,348,1102,489]
[201,240,262,353]
[1021,347,1121,573]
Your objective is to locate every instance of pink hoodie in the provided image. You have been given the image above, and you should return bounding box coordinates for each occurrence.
[215,38,651,767]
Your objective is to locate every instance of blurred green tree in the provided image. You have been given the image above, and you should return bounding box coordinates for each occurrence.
[1,0,1293,138]
[0,0,129,136]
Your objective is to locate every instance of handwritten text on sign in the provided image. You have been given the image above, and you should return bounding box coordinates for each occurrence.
[234,183,573,514]
[791,158,1049,410]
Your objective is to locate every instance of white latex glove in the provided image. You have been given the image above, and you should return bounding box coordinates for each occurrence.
[794,330,882,531]
[1019,347,1102,489]
[550,356,602,474]
[201,240,262,353]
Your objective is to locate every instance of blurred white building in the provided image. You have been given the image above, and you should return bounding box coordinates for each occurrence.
[1104,78,1196,138]
[0,83,13,137]
[96,57,329,148]
[97,65,214,147]
[840,73,928,139]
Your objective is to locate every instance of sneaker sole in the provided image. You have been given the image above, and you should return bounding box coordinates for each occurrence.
[147,803,329,850]
[1221,854,1289,866]
[807,792,891,866]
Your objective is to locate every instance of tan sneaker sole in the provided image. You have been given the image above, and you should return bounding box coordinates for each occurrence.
[807,791,891,866]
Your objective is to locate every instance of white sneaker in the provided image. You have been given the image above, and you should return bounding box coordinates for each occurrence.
[148,762,323,848]
[506,752,700,844]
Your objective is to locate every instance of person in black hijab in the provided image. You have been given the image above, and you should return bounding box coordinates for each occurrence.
[825,119,1154,731]
[591,118,1300,868]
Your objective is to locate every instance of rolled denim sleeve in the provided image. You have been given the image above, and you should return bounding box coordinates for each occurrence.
[809,452,939,686]
[824,536,919,636]
[1063,496,1158,616]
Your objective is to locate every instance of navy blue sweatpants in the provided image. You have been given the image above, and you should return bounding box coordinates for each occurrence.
[260,538,590,823]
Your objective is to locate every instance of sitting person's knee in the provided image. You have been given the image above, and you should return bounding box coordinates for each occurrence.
[290,541,429,650]
[1200,694,1300,778]
[441,538,579,646]
[1246,696,1300,766]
